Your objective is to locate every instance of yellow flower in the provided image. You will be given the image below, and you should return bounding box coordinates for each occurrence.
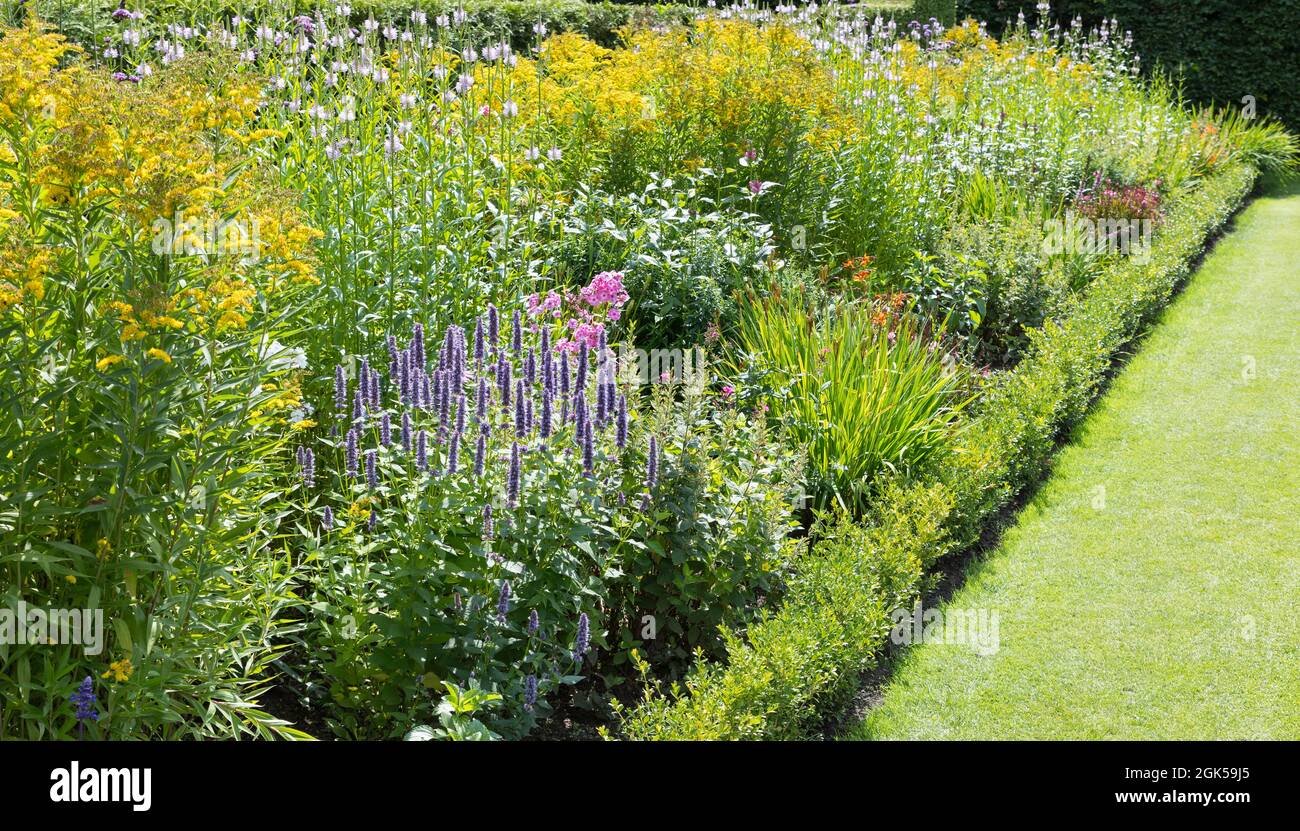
[96,538,112,560]
[95,354,125,371]
[146,348,172,363]
[102,658,134,682]
[65,574,76,584]
[291,418,317,431]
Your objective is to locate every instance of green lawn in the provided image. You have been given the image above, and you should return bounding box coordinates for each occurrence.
[849,177,1300,740]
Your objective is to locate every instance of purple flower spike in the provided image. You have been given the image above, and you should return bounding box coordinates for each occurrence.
[616,394,628,449]
[381,412,392,447]
[507,442,521,508]
[366,449,378,489]
[496,580,510,623]
[582,417,594,475]
[346,428,359,477]
[416,429,428,472]
[481,503,493,541]
[540,389,553,441]
[488,303,499,347]
[322,505,334,531]
[474,430,486,476]
[524,674,537,711]
[515,380,527,438]
[511,310,522,354]
[448,430,461,474]
[574,613,590,663]
[412,322,426,369]
[402,411,412,453]
[527,609,539,635]
[474,318,485,367]
[334,365,347,410]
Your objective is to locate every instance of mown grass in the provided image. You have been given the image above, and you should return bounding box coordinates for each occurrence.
[849,176,1300,740]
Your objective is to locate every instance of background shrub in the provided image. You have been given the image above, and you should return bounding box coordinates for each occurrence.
[957,0,1300,130]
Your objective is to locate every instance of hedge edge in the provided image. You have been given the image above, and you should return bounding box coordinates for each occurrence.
[619,160,1259,740]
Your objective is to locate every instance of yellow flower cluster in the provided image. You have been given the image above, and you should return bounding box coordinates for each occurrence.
[0,17,72,123]
[0,17,322,366]
[102,658,134,682]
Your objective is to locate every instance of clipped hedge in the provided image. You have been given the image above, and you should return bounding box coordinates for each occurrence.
[620,160,1258,739]
[957,1,1300,129]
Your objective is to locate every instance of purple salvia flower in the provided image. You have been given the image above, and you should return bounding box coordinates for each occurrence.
[370,367,381,409]
[540,389,553,441]
[476,379,489,425]
[438,371,451,428]
[455,393,466,435]
[353,388,364,426]
[487,303,499,348]
[616,394,628,449]
[303,447,315,486]
[412,322,425,368]
[381,412,392,446]
[527,609,539,635]
[387,334,399,375]
[346,428,359,477]
[334,364,347,410]
[523,674,537,711]
[525,398,534,436]
[511,310,522,354]
[70,676,99,735]
[582,416,594,475]
[448,430,461,474]
[496,580,510,623]
[368,508,378,532]
[499,359,512,410]
[481,503,493,540]
[360,358,371,403]
[474,430,486,476]
[514,380,526,438]
[574,613,590,663]
[366,449,378,489]
[473,317,485,367]
[646,435,659,489]
[525,347,536,388]
[401,411,412,453]
[322,505,334,530]
[575,342,588,398]
[560,352,571,398]
[507,442,521,508]
[416,429,428,472]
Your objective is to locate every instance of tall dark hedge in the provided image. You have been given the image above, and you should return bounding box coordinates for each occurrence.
[957,1,1300,129]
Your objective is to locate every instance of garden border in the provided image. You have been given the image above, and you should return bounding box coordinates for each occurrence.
[619,160,1259,739]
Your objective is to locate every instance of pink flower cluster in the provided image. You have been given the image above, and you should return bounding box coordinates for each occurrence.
[527,271,629,353]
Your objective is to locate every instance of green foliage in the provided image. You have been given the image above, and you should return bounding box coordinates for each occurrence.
[621,161,1257,740]
[298,317,802,738]
[731,287,969,512]
[958,0,1300,130]
[542,174,788,349]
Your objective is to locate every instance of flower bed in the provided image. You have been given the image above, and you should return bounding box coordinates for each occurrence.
[0,3,1292,740]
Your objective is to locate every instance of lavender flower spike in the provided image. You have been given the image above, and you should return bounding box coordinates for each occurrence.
[574,613,590,664]
[496,580,511,623]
